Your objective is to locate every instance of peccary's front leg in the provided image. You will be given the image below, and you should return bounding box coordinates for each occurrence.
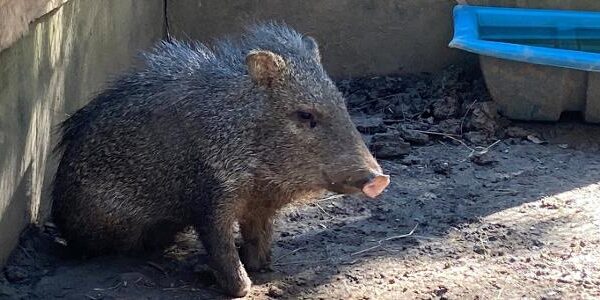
[196,210,251,297]
[239,209,276,272]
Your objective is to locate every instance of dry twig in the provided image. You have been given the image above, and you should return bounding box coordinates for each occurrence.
[460,99,478,135]
[350,223,419,256]
[410,129,474,151]
[469,139,502,157]
[272,247,307,264]
[317,194,345,202]
[273,258,329,266]
[93,282,122,291]
[314,202,331,217]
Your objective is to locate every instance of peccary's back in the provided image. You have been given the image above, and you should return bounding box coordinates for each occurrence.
[51,39,261,253]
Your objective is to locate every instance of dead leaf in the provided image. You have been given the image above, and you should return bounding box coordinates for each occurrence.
[527,135,546,144]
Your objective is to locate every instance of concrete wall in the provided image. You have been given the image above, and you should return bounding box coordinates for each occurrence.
[0,0,69,52]
[167,0,475,78]
[162,0,600,79]
[0,0,164,266]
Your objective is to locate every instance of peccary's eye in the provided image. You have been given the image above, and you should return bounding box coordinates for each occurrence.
[297,111,312,120]
[296,111,317,128]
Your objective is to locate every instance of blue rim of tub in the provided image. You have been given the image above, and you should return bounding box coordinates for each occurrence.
[449,5,600,72]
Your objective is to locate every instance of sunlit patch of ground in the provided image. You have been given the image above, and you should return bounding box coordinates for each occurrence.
[283,184,600,300]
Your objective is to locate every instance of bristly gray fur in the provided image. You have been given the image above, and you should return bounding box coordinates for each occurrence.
[55,21,322,154]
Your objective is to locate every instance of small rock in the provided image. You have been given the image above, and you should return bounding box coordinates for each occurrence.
[267,285,284,298]
[370,132,411,158]
[400,155,422,165]
[295,277,307,286]
[436,119,462,135]
[119,272,152,287]
[541,289,562,300]
[434,285,449,297]
[430,159,451,175]
[468,102,502,134]
[432,96,460,119]
[353,116,387,134]
[506,126,533,138]
[397,126,430,145]
[526,134,547,145]
[464,131,490,145]
[4,266,28,283]
[470,151,498,166]
[473,245,487,255]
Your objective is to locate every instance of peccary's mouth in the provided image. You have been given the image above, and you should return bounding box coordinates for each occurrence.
[322,171,390,198]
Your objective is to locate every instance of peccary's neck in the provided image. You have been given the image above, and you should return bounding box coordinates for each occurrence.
[174,76,264,190]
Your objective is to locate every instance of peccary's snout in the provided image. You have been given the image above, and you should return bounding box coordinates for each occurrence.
[320,122,392,198]
[324,159,390,199]
[362,173,390,198]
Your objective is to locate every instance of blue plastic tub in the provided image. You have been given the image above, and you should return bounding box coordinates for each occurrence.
[449,5,600,71]
[449,5,600,122]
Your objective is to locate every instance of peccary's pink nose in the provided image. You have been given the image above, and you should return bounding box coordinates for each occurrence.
[362,174,390,198]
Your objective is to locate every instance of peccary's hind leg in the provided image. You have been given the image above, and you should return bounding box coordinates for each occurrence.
[239,208,276,272]
[195,208,251,297]
[141,220,186,252]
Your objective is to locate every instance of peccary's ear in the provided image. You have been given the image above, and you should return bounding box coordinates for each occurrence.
[246,50,286,87]
[302,35,320,61]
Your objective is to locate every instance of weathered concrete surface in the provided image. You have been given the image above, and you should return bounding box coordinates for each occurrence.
[167,0,475,78]
[0,0,163,266]
[0,0,69,52]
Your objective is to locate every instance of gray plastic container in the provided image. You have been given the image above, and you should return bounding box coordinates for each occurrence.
[480,56,600,122]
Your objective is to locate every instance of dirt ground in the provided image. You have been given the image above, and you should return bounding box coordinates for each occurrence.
[1,67,600,300]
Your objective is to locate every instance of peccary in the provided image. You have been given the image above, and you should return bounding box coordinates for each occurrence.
[51,22,390,297]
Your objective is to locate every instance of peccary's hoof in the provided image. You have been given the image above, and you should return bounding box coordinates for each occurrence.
[215,271,252,298]
[239,245,272,273]
[243,260,273,273]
